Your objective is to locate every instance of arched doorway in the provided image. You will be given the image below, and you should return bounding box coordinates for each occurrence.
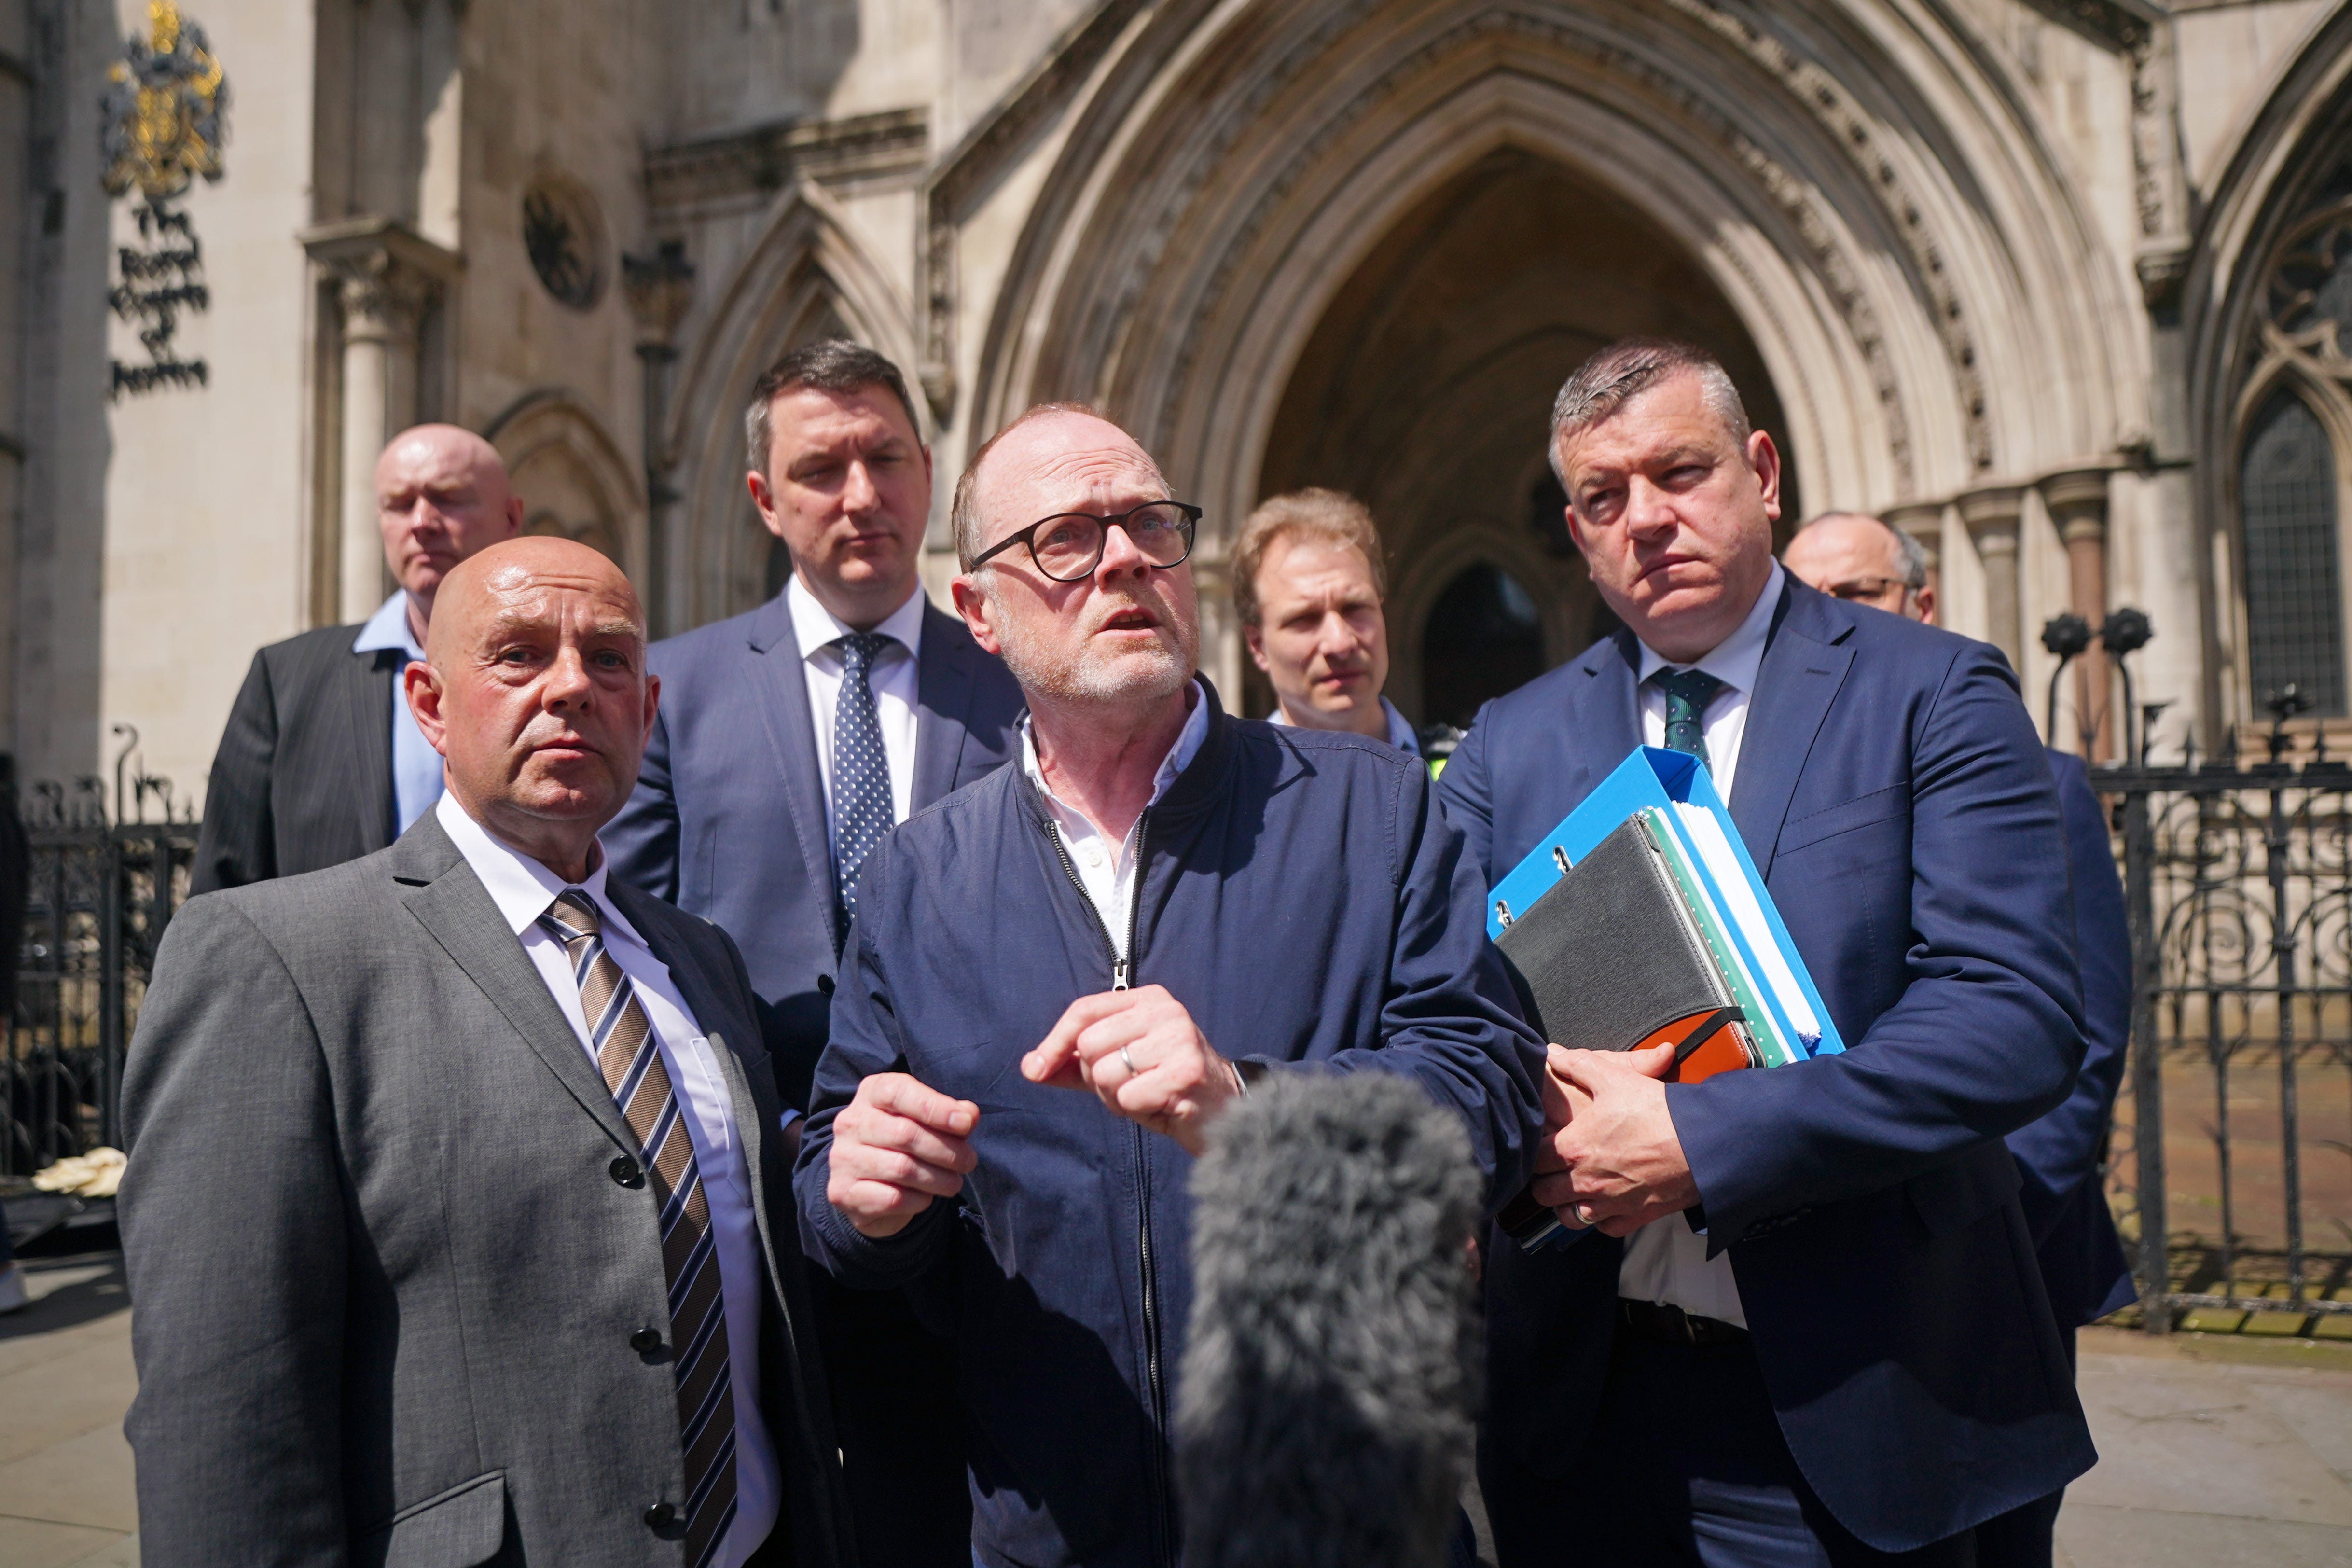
[1253,148,1795,722]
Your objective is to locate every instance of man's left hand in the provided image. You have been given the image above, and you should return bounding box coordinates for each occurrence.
[1529,1043,1700,1237]
[1022,985,1244,1156]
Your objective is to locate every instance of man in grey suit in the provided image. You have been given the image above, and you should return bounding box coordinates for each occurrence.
[191,423,524,892]
[606,339,1021,1568]
[122,537,850,1568]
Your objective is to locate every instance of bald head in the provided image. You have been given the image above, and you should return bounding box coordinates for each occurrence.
[377,423,525,626]
[1782,512,1934,624]
[407,536,656,882]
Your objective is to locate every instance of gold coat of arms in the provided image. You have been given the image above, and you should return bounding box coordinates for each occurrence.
[100,1,229,201]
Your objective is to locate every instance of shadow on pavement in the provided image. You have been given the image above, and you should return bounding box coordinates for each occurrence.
[0,1253,129,1341]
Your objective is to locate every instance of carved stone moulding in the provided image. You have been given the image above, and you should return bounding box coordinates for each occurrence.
[645,107,928,214]
[300,215,461,337]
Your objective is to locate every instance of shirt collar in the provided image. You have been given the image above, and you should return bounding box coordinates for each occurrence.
[1634,560,1785,695]
[1022,678,1211,814]
[352,591,424,659]
[787,573,927,665]
[1265,695,1420,756]
[433,791,648,952]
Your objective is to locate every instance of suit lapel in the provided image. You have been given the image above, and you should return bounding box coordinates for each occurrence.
[911,601,977,809]
[345,647,398,851]
[1729,583,1856,879]
[748,592,843,955]
[393,814,635,1152]
[1572,631,1644,803]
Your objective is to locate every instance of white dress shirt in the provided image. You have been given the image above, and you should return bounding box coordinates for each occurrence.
[352,592,444,833]
[435,794,779,1568]
[1266,694,1421,756]
[788,572,925,833]
[1618,561,1785,1328]
[1022,680,1209,966]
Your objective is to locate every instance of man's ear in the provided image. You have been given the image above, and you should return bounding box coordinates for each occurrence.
[747,471,783,538]
[503,494,524,534]
[1243,623,1271,672]
[1747,430,1782,524]
[951,573,1001,655]
[406,663,450,756]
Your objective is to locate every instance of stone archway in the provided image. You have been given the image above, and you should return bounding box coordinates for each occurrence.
[1251,146,1795,723]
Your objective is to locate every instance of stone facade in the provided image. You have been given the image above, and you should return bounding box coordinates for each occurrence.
[8,0,2352,802]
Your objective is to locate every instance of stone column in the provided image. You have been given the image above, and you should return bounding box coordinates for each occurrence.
[300,219,458,624]
[1881,500,1946,617]
[1958,486,2028,671]
[2043,468,2115,759]
[623,241,696,639]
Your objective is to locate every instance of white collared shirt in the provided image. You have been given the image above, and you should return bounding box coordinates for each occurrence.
[1265,694,1421,757]
[352,592,443,833]
[1617,561,1786,1329]
[434,793,779,1568]
[1022,680,1209,964]
[788,573,925,834]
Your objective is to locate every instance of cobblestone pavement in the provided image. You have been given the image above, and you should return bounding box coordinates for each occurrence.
[3,1262,2349,1568]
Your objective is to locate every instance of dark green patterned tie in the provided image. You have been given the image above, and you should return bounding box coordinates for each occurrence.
[1652,668,1728,774]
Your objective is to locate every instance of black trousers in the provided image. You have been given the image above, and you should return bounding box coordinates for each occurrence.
[1486,1330,1979,1568]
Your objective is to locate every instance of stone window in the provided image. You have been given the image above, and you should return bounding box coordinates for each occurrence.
[2240,389,2345,718]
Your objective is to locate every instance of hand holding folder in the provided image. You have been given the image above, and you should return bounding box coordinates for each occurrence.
[1489,747,1843,1250]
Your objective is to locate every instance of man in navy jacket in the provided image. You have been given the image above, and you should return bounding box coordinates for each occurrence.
[1441,340,2094,1564]
[794,403,1544,1568]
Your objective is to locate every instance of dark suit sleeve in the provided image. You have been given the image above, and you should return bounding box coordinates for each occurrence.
[2007,754,2131,1242]
[1433,699,1499,874]
[1277,760,1545,1209]
[119,897,349,1566]
[792,856,955,1291]
[191,650,282,894]
[1669,643,2086,1246]
[605,699,682,902]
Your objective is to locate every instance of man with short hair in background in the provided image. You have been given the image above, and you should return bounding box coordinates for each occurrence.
[795,402,1543,1568]
[1234,487,1421,756]
[193,423,524,891]
[606,338,1022,1567]
[1782,507,2135,1568]
[1780,510,1936,624]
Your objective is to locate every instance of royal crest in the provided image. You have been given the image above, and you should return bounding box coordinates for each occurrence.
[100,1,228,201]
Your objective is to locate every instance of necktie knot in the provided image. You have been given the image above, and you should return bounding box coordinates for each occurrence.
[1650,667,1728,773]
[541,888,603,945]
[834,631,893,679]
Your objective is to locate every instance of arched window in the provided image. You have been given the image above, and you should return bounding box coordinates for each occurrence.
[1422,563,1546,729]
[2241,388,2345,717]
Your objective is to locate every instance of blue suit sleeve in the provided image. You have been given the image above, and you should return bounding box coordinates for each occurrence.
[604,700,681,902]
[1292,759,1546,1211]
[1668,643,2088,1246]
[1434,699,1499,877]
[791,853,954,1289]
[2007,752,2131,1240]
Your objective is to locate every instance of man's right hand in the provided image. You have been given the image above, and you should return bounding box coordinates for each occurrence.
[825,1073,980,1238]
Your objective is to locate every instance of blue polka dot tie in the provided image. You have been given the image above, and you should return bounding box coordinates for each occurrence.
[1652,667,1728,775]
[831,632,897,938]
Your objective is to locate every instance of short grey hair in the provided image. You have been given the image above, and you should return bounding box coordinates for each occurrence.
[1801,511,1928,592]
[743,338,923,479]
[952,402,1170,572]
[1547,338,1751,485]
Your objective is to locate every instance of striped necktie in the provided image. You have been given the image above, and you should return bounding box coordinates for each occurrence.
[540,889,738,1568]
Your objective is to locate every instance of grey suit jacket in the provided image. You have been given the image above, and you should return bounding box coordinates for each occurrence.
[192,624,402,893]
[604,589,1025,1111]
[121,810,852,1568]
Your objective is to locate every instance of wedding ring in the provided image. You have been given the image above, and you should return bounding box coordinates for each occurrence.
[1120,1045,1140,1079]
[1574,1204,1597,1227]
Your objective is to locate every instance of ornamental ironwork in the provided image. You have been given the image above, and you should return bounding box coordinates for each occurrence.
[99,2,227,400]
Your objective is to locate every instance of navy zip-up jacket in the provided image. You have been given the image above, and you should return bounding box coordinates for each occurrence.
[794,683,1544,1568]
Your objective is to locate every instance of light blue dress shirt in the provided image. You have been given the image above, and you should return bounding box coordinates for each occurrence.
[352,592,444,833]
[1266,694,1422,756]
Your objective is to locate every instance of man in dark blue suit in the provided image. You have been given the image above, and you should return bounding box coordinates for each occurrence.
[607,339,1024,1568]
[1786,512,2137,1563]
[1440,339,2095,1565]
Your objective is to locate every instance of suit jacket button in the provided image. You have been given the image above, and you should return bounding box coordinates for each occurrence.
[643,1502,677,1529]
[630,1327,663,1354]
[609,1156,645,1188]
[817,973,836,995]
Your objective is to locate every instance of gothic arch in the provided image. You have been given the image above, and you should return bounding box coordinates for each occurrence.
[954,0,2134,692]
[483,389,646,584]
[664,180,924,627]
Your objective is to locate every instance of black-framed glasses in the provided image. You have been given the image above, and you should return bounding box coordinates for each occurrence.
[969,501,1201,582]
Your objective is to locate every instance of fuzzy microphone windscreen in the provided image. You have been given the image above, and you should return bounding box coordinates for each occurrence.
[1176,1071,1483,1568]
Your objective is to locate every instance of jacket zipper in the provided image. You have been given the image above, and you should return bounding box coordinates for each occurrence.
[1041,805,1171,1563]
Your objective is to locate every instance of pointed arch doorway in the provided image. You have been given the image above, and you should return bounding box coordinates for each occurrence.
[1251,147,1797,726]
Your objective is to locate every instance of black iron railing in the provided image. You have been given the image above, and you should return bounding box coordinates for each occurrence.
[2092,697,2352,1332]
[2,733,196,1179]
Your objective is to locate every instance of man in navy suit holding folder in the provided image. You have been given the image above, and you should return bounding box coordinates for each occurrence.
[1440,339,2094,1566]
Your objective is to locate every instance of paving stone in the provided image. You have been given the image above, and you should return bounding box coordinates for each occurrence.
[56,1534,137,1567]
[0,1419,138,1533]
[2071,1354,2352,1526]
[0,1517,129,1568]
[2055,1504,2352,1568]
[0,1337,139,1470]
